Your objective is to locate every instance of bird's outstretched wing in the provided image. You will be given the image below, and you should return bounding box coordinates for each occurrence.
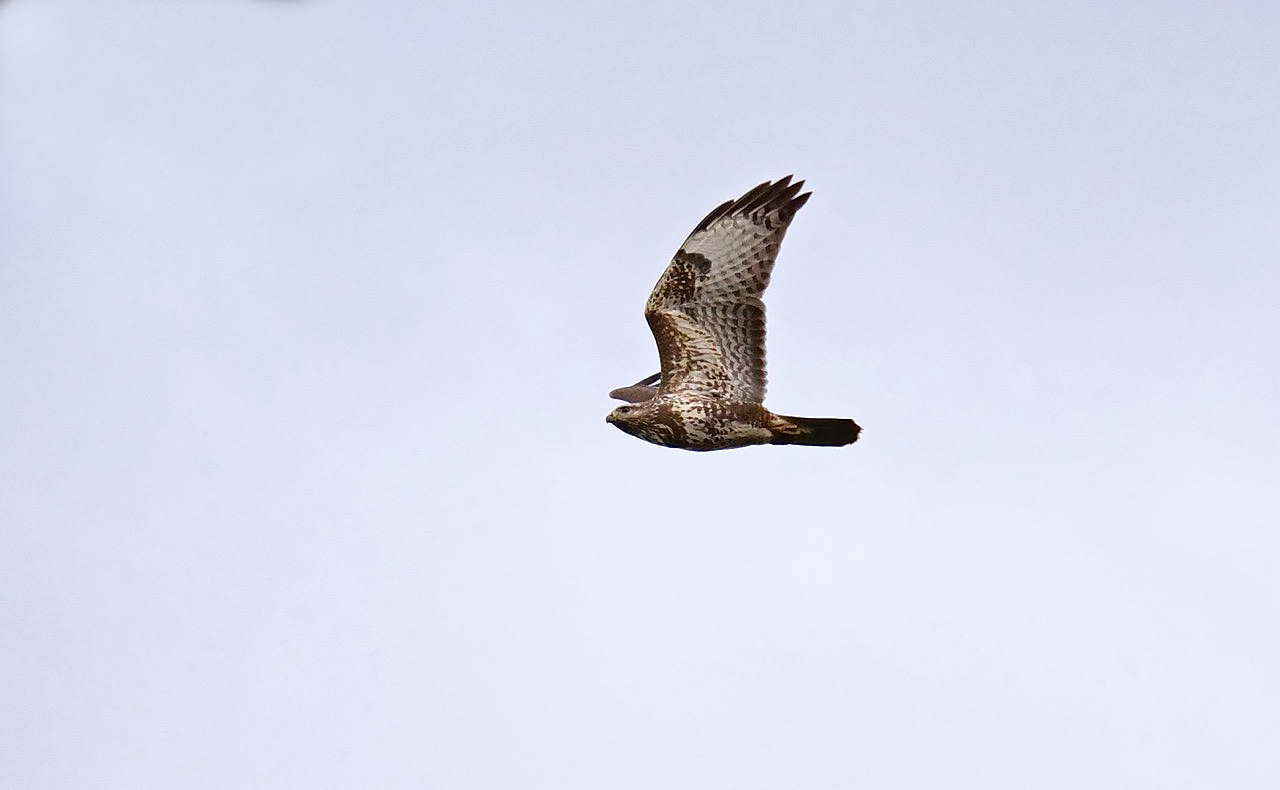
[643,177,810,403]
[608,372,660,403]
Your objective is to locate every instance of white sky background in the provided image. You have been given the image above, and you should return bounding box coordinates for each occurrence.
[2,0,1278,787]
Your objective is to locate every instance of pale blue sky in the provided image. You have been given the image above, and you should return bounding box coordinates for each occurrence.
[2,1,1278,787]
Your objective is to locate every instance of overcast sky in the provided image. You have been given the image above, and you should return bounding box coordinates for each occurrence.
[2,1,1278,788]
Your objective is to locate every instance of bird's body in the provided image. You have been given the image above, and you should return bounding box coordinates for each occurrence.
[606,177,859,451]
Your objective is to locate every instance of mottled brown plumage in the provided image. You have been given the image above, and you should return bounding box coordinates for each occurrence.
[606,177,860,451]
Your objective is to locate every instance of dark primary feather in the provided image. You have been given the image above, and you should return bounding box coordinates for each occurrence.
[688,176,810,237]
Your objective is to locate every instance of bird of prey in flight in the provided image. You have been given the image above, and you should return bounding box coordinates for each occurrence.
[606,176,860,451]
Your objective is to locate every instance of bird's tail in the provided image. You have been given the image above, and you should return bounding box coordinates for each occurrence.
[770,416,861,447]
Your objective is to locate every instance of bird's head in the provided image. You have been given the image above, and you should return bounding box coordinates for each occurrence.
[606,401,678,447]
[605,402,642,431]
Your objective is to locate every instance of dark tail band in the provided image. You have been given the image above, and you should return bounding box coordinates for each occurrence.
[770,416,861,447]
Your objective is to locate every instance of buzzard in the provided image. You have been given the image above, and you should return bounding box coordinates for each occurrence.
[606,176,860,451]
